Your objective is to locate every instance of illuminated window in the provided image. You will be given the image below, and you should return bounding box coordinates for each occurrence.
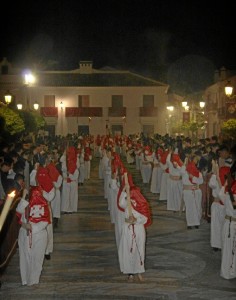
[78,95,90,107]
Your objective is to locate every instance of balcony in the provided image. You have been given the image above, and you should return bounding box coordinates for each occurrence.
[108,107,126,117]
[65,107,103,117]
[139,107,158,117]
[41,107,58,117]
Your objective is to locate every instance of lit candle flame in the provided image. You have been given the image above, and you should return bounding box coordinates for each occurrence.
[8,191,16,198]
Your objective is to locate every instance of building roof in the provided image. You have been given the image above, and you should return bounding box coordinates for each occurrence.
[35,70,166,87]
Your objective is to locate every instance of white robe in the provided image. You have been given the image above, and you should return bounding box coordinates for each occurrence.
[109,178,119,224]
[60,157,79,213]
[135,150,142,170]
[78,153,85,184]
[16,194,51,286]
[182,168,203,227]
[219,187,236,279]
[166,154,183,211]
[140,153,153,184]
[208,174,225,249]
[51,175,63,219]
[43,189,56,256]
[159,162,169,201]
[118,191,147,275]
[150,157,162,194]
[102,154,110,199]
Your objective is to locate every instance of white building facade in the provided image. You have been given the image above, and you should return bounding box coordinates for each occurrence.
[0,59,170,137]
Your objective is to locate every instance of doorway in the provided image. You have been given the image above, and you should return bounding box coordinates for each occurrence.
[78,125,89,136]
[111,124,123,136]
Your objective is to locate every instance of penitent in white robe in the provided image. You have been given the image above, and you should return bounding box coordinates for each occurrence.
[208,174,225,249]
[159,162,169,201]
[140,153,153,184]
[60,157,79,213]
[150,157,163,194]
[51,175,63,219]
[118,191,147,275]
[16,197,50,286]
[219,187,236,280]
[181,167,203,227]
[166,154,183,212]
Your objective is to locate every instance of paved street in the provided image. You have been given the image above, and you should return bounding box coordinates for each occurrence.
[0,157,236,299]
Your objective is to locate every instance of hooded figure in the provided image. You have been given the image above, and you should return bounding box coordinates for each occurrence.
[118,172,151,282]
[182,160,203,229]
[61,146,79,213]
[219,179,236,280]
[15,167,54,286]
[166,150,183,212]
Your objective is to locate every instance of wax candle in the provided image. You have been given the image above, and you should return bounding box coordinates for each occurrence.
[0,191,16,232]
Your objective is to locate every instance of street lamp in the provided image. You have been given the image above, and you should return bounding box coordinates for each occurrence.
[167,106,174,111]
[4,91,12,105]
[24,73,35,85]
[199,101,205,108]
[225,81,233,97]
[23,71,36,110]
[16,103,23,110]
[224,81,236,100]
[182,101,188,108]
[59,101,64,110]
[33,102,39,110]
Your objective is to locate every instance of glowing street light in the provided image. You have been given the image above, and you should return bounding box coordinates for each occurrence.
[225,81,233,97]
[33,102,39,110]
[199,101,205,108]
[16,103,23,110]
[4,91,12,105]
[167,106,174,111]
[24,73,35,85]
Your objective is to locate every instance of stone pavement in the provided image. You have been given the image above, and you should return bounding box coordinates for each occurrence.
[0,157,236,300]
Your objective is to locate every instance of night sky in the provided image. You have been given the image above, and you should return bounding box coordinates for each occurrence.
[1,0,236,93]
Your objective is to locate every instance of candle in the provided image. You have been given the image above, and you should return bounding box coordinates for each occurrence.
[0,191,16,232]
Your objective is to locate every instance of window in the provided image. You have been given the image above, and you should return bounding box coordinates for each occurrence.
[1,65,8,75]
[112,95,123,108]
[143,124,154,135]
[44,95,55,107]
[78,95,90,107]
[143,95,154,107]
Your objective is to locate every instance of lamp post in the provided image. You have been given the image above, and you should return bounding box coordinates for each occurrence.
[223,81,236,122]
[23,72,36,111]
[225,81,234,98]
[4,91,12,105]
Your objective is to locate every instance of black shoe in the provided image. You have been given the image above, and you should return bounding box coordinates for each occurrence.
[213,247,219,252]
[45,254,51,260]
[195,226,199,229]
[187,226,192,229]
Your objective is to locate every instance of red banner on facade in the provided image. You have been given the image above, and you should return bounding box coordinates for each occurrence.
[183,112,190,123]
[41,107,58,117]
[65,107,103,117]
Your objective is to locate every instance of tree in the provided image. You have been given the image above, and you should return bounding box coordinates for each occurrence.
[0,106,25,135]
[18,110,46,133]
[181,121,204,144]
[221,119,236,141]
